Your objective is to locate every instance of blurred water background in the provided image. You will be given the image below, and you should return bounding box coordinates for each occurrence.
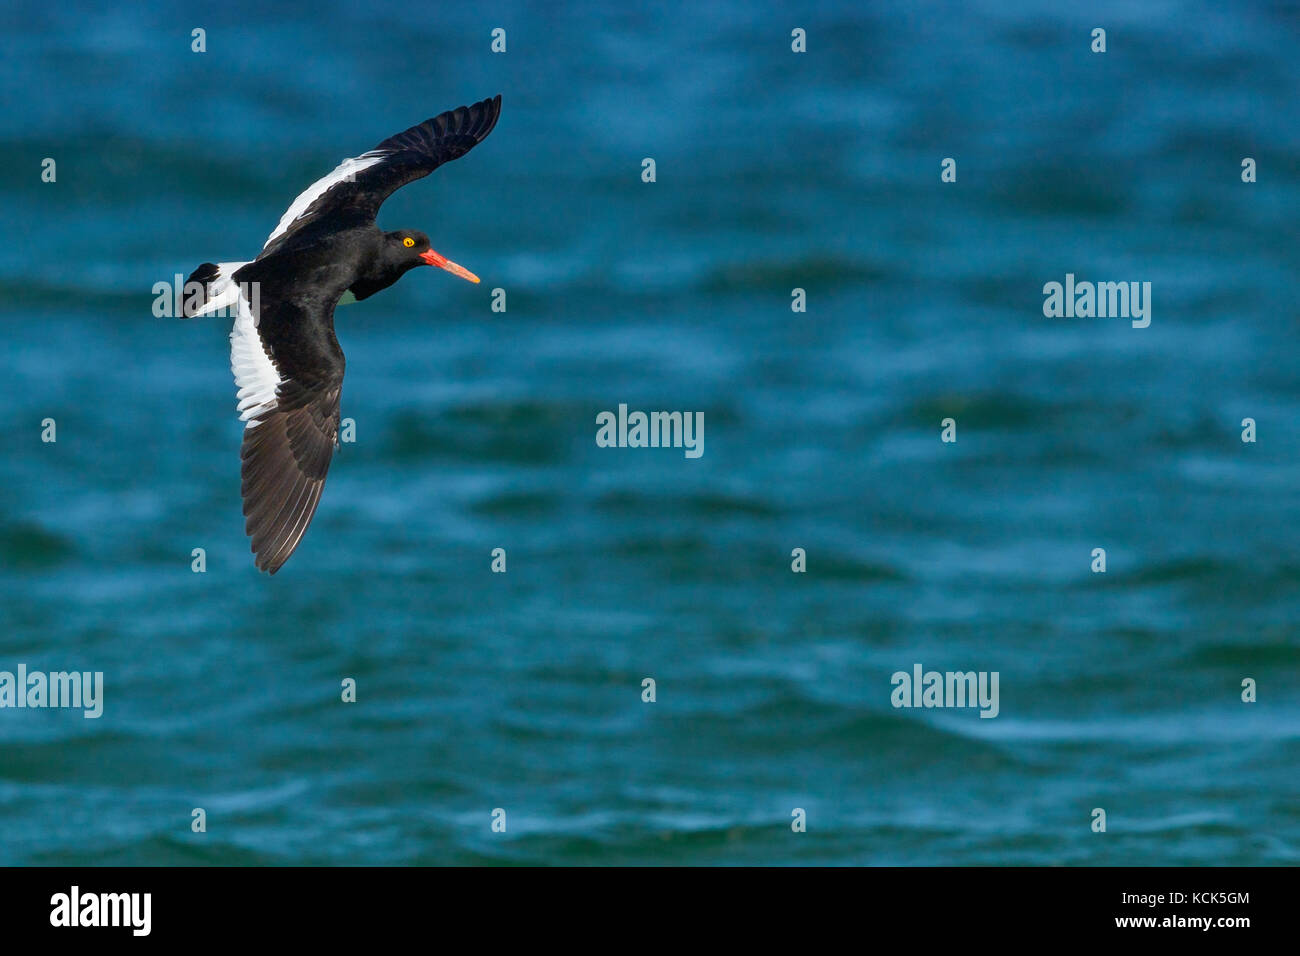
[0,0,1297,864]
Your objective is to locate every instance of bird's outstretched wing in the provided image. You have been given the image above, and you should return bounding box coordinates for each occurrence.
[260,95,501,257]
[229,286,345,574]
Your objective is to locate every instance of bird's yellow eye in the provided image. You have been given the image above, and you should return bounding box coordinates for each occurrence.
[403,237,415,247]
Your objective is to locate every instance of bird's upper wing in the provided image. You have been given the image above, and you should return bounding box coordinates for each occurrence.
[230,283,345,574]
[259,95,501,257]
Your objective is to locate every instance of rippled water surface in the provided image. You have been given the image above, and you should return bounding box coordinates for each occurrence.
[0,0,1298,864]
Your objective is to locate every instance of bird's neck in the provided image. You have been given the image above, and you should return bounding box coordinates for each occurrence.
[348,258,413,302]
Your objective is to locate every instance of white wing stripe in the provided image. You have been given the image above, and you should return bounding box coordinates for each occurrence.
[230,288,281,428]
[262,151,389,249]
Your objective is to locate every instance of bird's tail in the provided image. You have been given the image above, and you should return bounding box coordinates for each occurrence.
[181,261,251,318]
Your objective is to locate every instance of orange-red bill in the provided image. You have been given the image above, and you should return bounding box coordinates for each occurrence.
[419,248,479,283]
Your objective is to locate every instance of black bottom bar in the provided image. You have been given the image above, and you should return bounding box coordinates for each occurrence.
[0,866,1280,942]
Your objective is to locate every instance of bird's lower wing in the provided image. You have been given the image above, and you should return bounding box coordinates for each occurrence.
[229,285,344,574]
[240,381,341,574]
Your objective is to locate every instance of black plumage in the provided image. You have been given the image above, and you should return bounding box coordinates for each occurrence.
[185,95,501,573]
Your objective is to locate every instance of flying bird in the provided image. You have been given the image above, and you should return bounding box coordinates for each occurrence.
[183,95,501,574]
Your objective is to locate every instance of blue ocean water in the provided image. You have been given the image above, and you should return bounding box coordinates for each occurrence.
[0,0,1298,865]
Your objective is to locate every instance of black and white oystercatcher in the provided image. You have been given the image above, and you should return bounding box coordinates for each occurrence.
[183,95,501,574]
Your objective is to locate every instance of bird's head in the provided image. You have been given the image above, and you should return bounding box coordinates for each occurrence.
[386,230,479,283]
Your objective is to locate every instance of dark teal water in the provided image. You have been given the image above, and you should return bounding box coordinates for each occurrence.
[1,1,1298,865]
